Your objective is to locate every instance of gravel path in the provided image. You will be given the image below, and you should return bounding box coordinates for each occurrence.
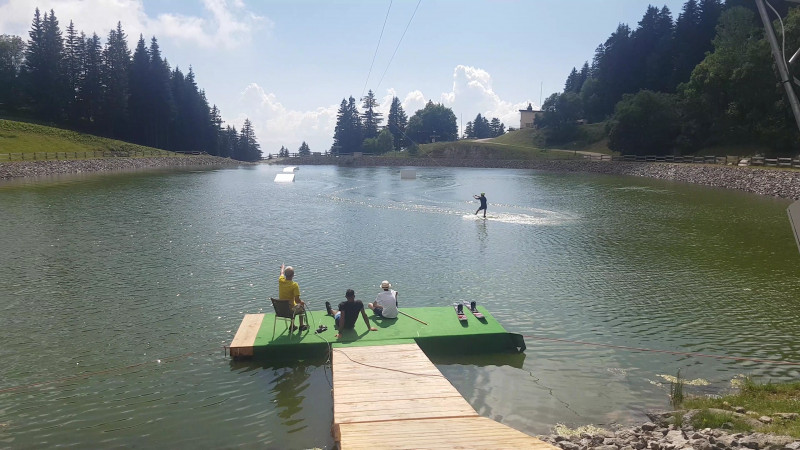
[0,155,246,180]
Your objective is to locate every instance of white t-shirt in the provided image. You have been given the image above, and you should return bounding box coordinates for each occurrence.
[374,289,398,318]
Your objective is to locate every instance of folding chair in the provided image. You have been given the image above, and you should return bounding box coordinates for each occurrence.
[270,298,307,341]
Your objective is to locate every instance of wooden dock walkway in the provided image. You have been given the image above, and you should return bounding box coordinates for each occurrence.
[331,342,555,449]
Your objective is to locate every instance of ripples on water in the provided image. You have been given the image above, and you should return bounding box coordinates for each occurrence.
[1,165,799,447]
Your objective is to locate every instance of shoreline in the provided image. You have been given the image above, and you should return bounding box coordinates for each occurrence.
[3,155,799,201]
[281,156,800,200]
[0,155,247,180]
[536,410,800,450]
[536,423,800,450]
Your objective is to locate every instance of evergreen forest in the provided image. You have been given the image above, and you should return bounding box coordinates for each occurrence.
[0,8,262,162]
[541,0,800,156]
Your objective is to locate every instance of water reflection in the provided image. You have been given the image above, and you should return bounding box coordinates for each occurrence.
[475,216,488,250]
[2,165,799,446]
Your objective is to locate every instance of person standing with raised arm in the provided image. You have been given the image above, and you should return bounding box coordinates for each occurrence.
[474,192,487,218]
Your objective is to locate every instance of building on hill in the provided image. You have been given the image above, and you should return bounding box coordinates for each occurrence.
[519,103,542,129]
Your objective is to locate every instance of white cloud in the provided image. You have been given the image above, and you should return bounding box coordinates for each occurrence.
[441,64,536,132]
[0,0,267,49]
[234,83,338,154]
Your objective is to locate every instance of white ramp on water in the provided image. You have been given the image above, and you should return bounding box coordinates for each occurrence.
[283,166,299,172]
[274,173,295,182]
[400,169,416,179]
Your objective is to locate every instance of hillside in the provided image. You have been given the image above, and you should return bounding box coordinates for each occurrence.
[0,119,177,160]
[418,125,611,159]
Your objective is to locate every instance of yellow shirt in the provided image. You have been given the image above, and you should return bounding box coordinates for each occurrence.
[279,275,301,307]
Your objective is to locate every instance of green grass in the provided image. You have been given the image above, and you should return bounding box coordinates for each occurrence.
[418,138,582,161]
[689,409,754,433]
[490,127,540,146]
[0,119,179,161]
[679,378,800,437]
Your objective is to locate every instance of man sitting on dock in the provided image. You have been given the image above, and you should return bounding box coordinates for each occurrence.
[279,263,307,332]
[326,289,378,338]
[369,280,398,319]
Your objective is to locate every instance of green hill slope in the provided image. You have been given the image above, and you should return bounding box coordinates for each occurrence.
[417,125,610,159]
[0,119,177,160]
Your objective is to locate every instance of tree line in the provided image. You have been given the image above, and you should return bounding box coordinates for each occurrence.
[331,89,490,155]
[540,0,800,156]
[0,8,261,161]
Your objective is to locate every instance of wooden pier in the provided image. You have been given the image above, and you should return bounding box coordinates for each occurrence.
[228,306,552,448]
[331,342,555,449]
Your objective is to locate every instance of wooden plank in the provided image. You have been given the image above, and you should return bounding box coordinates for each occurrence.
[228,314,265,357]
[339,416,557,449]
[332,342,556,449]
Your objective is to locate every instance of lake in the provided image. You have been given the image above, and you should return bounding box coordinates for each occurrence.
[1,164,798,448]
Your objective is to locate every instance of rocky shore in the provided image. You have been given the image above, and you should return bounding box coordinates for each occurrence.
[285,156,800,200]
[4,154,799,201]
[537,410,800,450]
[0,155,246,180]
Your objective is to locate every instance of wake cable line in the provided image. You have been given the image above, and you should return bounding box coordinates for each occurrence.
[765,0,788,73]
[520,334,800,366]
[362,0,393,98]
[376,0,422,91]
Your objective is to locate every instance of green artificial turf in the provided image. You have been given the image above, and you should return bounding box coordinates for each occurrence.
[247,306,524,359]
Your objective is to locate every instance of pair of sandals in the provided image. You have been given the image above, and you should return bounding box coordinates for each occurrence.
[289,324,309,332]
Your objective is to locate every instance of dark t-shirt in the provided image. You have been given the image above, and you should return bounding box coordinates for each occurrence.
[338,300,364,329]
[479,196,487,208]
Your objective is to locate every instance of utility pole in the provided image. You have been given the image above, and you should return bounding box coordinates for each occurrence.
[755,0,800,255]
[755,0,800,133]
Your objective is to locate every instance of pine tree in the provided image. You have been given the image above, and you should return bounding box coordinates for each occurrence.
[127,35,149,144]
[464,121,474,139]
[209,104,223,156]
[332,96,363,154]
[147,37,174,148]
[77,32,103,126]
[101,22,131,138]
[220,125,238,158]
[24,9,67,121]
[63,21,83,124]
[387,96,407,151]
[361,89,382,139]
[472,113,491,138]
[489,118,505,137]
[631,6,675,93]
[564,67,581,93]
[298,141,310,156]
[238,118,261,161]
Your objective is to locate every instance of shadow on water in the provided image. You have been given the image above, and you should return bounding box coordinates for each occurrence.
[427,350,526,368]
[229,357,332,435]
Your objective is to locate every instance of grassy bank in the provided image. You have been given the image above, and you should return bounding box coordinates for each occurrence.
[676,377,800,437]
[418,130,586,161]
[414,125,612,160]
[0,119,177,160]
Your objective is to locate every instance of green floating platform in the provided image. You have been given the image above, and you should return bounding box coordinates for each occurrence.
[228,306,525,360]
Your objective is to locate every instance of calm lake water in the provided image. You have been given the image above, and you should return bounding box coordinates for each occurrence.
[1,164,799,448]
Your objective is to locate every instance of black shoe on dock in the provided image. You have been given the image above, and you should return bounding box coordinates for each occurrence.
[325,301,333,315]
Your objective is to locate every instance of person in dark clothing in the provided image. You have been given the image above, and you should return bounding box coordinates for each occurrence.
[474,192,487,218]
[326,289,377,338]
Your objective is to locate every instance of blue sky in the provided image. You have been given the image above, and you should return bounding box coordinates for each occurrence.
[0,0,688,154]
